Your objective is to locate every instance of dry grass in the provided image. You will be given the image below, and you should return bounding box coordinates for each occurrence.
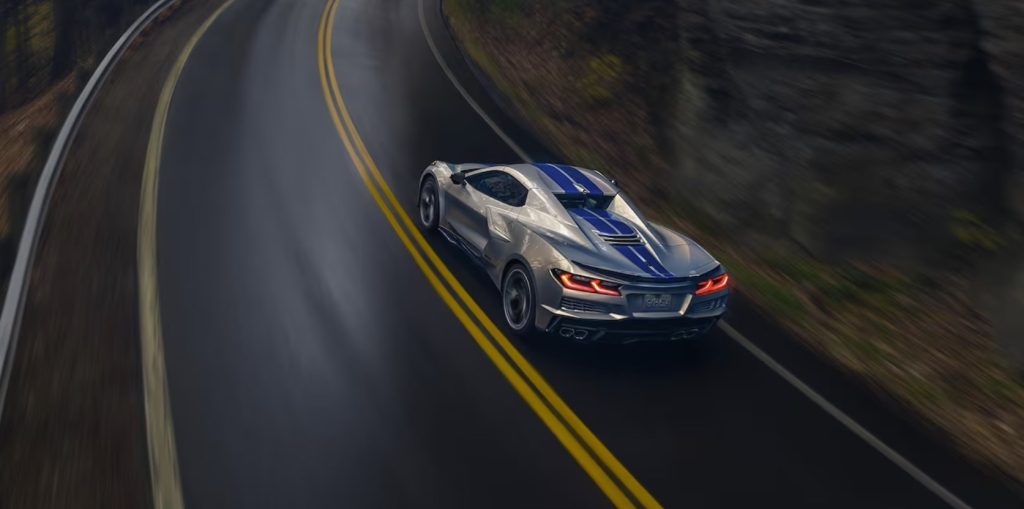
[446,1,1024,484]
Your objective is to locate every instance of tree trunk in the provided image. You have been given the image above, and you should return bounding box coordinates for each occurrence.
[51,0,76,77]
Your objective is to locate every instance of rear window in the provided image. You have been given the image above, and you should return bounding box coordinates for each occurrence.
[555,194,614,210]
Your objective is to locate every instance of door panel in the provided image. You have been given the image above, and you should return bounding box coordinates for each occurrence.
[446,170,527,262]
[444,185,489,255]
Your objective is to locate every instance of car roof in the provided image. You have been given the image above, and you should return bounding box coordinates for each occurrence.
[485,163,618,197]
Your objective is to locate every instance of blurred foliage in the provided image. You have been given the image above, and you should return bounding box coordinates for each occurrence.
[485,0,524,18]
[448,0,524,21]
[578,54,622,104]
[950,209,1006,253]
[0,0,151,112]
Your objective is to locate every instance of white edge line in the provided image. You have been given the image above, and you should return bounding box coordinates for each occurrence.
[0,0,177,422]
[418,1,973,508]
[718,322,971,509]
[416,0,531,162]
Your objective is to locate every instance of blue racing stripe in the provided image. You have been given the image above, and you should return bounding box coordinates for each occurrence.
[588,209,633,235]
[573,208,628,235]
[631,245,674,277]
[558,165,603,195]
[613,245,674,278]
[536,164,579,194]
[613,245,661,277]
[575,209,674,277]
[573,208,675,277]
[571,208,618,235]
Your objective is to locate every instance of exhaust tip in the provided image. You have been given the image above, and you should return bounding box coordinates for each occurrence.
[573,330,589,341]
[559,327,575,338]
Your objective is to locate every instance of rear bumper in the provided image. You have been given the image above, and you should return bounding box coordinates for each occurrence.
[543,314,722,344]
[530,260,729,343]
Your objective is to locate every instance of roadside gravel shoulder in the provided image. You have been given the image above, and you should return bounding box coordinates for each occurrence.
[0,1,225,507]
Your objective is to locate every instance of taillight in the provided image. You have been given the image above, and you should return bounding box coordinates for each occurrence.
[553,269,621,296]
[695,273,728,295]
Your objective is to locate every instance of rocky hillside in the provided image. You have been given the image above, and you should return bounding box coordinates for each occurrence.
[445,0,1024,484]
[673,0,1024,351]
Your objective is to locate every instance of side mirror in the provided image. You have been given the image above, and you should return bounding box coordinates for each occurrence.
[451,172,466,185]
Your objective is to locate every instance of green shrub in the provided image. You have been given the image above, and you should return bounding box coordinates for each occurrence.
[950,209,1005,253]
[578,54,623,104]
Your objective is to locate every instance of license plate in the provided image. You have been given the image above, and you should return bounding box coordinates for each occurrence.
[643,294,673,310]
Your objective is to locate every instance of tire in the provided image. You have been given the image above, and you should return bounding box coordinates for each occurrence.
[502,263,537,336]
[418,176,440,231]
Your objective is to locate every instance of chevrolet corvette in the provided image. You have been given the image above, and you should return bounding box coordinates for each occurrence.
[417,162,728,343]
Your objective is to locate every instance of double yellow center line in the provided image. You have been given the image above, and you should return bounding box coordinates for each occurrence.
[316,1,659,507]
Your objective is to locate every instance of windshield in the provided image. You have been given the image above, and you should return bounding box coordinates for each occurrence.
[555,194,614,210]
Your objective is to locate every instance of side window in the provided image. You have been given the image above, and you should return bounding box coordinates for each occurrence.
[466,171,528,207]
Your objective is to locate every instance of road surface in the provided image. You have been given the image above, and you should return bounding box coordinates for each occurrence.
[152,0,1022,507]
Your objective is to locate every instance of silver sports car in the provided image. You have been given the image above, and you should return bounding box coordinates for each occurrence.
[417,162,729,343]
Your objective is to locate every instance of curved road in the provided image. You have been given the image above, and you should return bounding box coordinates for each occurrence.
[154,0,1022,507]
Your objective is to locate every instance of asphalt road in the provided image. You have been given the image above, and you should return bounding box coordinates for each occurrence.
[155,0,1023,507]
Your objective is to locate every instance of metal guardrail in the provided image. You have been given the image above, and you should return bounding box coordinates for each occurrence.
[0,0,178,421]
